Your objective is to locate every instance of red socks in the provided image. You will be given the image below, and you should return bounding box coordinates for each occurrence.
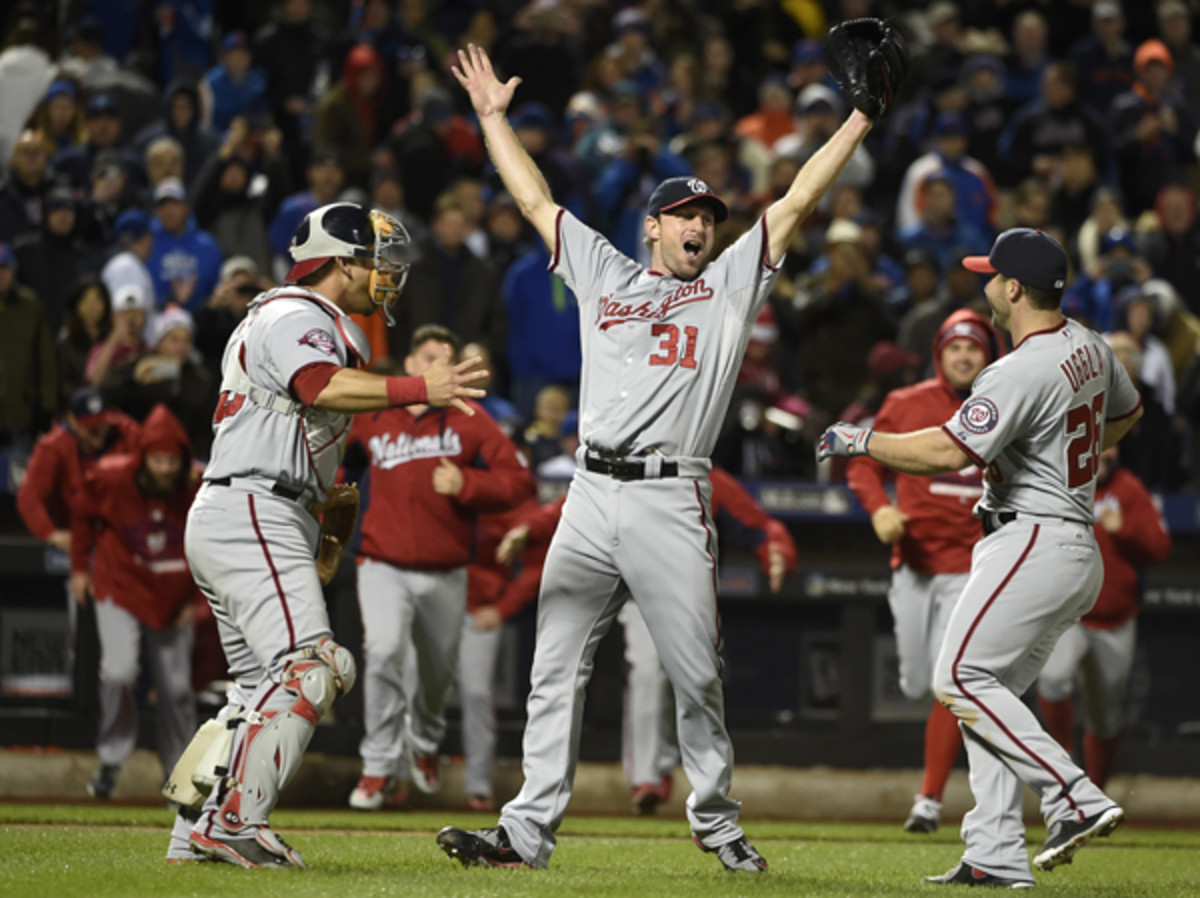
[919,701,963,800]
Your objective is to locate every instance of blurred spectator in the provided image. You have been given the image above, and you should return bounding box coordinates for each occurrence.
[0,242,56,448]
[785,37,832,96]
[106,305,216,458]
[698,31,754,119]
[56,276,111,408]
[52,93,143,193]
[889,247,944,334]
[82,149,135,245]
[1037,447,1171,790]
[737,304,786,402]
[1010,178,1052,231]
[502,240,581,419]
[25,77,87,154]
[1001,62,1111,190]
[493,0,582,120]
[1050,144,1104,268]
[13,183,102,335]
[961,52,1015,179]
[1064,227,1152,332]
[523,384,571,472]
[1156,0,1200,125]
[536,409,579,479]
[461,340,522,439]
[0,14,55,172]
[775,85,875,215]
[607,6,665,96]
[712,382,809,479]
[1077,187,1130,279]
[904,2,969,109]
[391,192,505,370]
[575,80,653,181]
[897,172,991,275]
[193,255,263,381]
[58,13,159,102]
[17,386,140,556]
[896,248,992,376]
[70,403,199,800]
[143,135,186,195]
[151,0,216,86]
[1114,284,1175,416]
[839,340,923,429]
[1141,183,1200,312]
[733,76,795,154]
[85,283,150,389]
[1067,0,1134,117]
[131,81,219,190]
[368,165,429,249]
[198,32,269,134]
[451,176,489,260]
[781,218,897,419]
[314,43,387,190]
[1177,334,1200,489]
[501,102,585,219]
[253,0,324,181]
[1003,9,1051,107]
[146,176,223,311]
[655,51,703,142]
[389,85,482,222]
[896,112,998,240]
[267,149,347,277]
[191,118,288,274]
[0,128,53,243]
[101,209,156,316]
[1107,330,1179,489]
[481,190,533,278]
[1110,39,1197,217]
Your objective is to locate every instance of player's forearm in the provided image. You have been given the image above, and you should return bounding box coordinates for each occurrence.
[1101,406,1142,451]
[312,368,427,413]
[765,110,872,259]
[478,112,557,237]
[867,427,971,476]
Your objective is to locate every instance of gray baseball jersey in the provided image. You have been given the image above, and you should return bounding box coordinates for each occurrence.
[202,286,371,500]
[942,320,1141,522]
[929,319,1141,882]
[498,210,781,867]
[551,210,781,458]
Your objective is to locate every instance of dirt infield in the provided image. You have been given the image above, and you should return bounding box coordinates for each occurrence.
[3,747,1197,824]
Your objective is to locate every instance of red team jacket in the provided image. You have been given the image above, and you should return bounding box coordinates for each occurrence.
[847,310,1005,576]
[517,466,798,582]
[1087,467,1171,629]
[467,495,549,619]
[17,409,141,541]
[349,401,535,570]
[69,405,201,630]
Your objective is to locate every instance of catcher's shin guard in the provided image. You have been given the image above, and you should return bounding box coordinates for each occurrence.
[163,704,245,811]
[212,640,356,828]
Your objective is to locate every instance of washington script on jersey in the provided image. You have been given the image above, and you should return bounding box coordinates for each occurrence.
[595,278,714,330]
[367,429,465,470]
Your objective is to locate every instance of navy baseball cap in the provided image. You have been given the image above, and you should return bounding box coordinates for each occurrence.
[69,386,107,425]
[647,177,729,223]
[85,93,119,118]
[115,208,150,239]
[962,228,1068,291]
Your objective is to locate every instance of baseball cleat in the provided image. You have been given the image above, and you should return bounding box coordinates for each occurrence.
[905,794,943,834]
[409,752,442,794]
[436,825,531,868]
[466,794,494,812]
[87,763,119,799]
[923,861,1033,888]
[349,774,407,810]
[631,782,662,815]
[189,825,306,869]
[694,834,768,872]
[1032,805,1124,872]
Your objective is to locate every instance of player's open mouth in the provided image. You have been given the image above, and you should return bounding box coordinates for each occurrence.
[683,240,703,261]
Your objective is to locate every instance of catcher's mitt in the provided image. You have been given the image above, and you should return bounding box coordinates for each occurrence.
[826,18,910,121]
[312,483,359,585]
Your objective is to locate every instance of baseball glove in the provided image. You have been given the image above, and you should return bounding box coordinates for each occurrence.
[312,483,359,585]
[826,18,910,120]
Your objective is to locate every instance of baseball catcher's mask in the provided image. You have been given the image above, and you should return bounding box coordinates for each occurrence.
[286,202,413,325]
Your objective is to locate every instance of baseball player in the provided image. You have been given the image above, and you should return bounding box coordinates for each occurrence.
[70,404,199,800]
[1037,447,1170,789]
[846,309,1004,834]
[439,31,902,873]
[347,324,534,812]
[165,202,487,868]
[819,228,1143,887]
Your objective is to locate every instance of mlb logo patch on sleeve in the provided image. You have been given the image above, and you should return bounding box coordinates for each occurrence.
[299,328,338,356]
[959,397,999,434]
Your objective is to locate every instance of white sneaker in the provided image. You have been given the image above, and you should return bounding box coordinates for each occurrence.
[904,794,942,834]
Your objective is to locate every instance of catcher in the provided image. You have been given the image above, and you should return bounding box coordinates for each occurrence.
[162,202,487,868]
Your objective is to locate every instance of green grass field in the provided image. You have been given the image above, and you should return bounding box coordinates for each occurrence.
[1,803,1197,897]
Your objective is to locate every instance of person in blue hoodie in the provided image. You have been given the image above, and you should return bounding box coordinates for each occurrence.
[145,176,222,311]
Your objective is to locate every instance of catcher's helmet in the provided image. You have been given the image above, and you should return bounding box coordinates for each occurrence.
[286,201,412,325]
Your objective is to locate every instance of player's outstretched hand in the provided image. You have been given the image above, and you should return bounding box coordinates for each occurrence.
[817,422,873,462]
[496,523,530,566]
[451,43,520,120]
[424,355,488,415]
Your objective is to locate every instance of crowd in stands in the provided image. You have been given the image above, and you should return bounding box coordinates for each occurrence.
[3,0,1200,499]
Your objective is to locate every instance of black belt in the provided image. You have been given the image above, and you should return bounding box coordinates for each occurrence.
[583,454,678,482]
[982,511,1089,536]
[206,476,306,503]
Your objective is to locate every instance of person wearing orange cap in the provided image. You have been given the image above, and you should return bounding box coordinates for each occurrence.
[1110,38,1197,215]
[847,310,1004,834]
